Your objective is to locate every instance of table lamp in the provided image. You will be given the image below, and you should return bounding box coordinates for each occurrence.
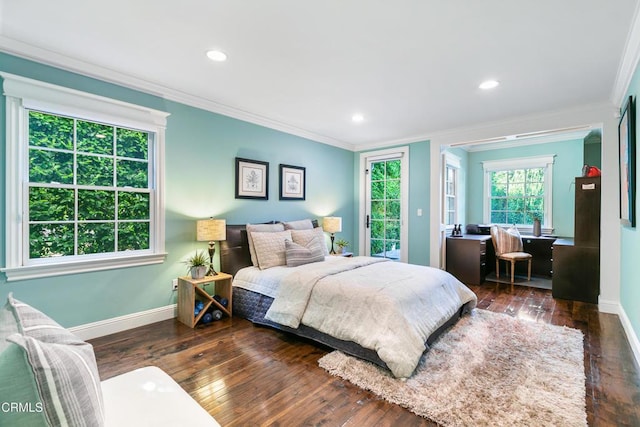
[323,216,342,254]
[196,218,226,276]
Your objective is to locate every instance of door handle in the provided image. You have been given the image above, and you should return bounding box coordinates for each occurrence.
[366,215,370,229]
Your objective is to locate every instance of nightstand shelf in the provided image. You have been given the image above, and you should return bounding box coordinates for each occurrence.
[177,273,233,328]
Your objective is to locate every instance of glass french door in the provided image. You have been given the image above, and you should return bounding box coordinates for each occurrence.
[365,157,403,261]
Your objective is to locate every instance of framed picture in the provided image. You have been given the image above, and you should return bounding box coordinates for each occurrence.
[235,157,269,200]
[619,95,636,227]
[279,164,306,200]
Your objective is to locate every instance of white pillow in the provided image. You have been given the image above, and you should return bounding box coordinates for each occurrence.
[290,227,329,256]
[282,219,314,230]
[246,223,285,266]
[251,230,292,270]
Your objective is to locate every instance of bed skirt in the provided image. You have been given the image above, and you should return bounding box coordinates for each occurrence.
[232,286,473,371]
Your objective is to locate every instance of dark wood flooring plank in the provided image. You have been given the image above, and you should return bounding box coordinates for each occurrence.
[92,282,640,426]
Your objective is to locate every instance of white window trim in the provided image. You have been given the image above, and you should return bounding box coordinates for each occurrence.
[443,152,461,228]
[1,72,169,281]
[482,155,555,234]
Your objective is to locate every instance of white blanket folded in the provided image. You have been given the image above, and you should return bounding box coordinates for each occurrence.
[265,257,477,378]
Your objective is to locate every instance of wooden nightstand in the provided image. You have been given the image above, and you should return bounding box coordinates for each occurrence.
[177,273,233,328]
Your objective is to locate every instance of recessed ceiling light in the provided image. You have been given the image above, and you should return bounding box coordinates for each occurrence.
[479,80,500,90]
[352,113,364,123]
[206,50,228,62]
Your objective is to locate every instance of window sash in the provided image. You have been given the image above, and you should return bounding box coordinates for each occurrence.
[444,164,458,226]
[488,168,545,225]
[482,155,555,230]
[26,109,154,261]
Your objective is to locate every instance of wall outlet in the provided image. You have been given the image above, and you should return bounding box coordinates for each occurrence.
[172,279,178,291]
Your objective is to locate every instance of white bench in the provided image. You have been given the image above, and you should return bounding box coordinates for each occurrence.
[101,366,220,427]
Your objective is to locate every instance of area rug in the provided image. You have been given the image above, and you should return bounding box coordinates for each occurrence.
[318,309,586,427]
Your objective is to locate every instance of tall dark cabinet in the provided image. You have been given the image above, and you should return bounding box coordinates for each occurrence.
[552,176,601,303]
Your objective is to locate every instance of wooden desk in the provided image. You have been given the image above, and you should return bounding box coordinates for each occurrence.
[446,235,493,285]
[519,235,556,277]
[446,234,556,285]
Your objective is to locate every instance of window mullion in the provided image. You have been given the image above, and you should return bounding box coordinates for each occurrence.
[74,118,79,256]
[113,127,118,252]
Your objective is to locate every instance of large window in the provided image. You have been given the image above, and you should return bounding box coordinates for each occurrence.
[444,165,457,225]
[488,168,544,225]
[2,73,169,281]
[483,156,554,230]
[28,111,152,258]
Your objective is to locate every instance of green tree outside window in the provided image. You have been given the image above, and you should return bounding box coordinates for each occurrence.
[27,110,152,259]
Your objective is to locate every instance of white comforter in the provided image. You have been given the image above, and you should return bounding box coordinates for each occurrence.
[264,257,477,378]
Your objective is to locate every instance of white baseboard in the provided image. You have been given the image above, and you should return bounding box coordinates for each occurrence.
[618,304,640,369]
[598,298,640,369]
[69,304,177,341]
[598,298,620,314]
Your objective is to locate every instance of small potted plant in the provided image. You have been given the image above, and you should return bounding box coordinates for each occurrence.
[185,250,210,279]
[335,238,349,254]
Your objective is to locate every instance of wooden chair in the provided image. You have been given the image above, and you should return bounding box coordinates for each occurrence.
[489,225,532,292]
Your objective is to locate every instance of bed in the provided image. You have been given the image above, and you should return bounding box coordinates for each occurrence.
[220,222,477,378]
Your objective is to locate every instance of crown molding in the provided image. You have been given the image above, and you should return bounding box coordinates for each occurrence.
[462,129,592,152]
[354,102,614,152]
[612,2,640,109]
[0,36,354,151]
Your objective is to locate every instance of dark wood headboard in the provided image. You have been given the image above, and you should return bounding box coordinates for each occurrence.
[220,220,319,277]
[220,224,252,277]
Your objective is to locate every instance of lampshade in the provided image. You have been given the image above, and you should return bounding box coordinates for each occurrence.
[323,216,342,234]
[196,218,226,242]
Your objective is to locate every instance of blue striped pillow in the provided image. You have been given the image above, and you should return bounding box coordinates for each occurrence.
[285,235,325,267]
[6,295,104,426]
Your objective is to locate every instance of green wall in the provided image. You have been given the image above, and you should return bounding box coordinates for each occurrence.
[407,141,431,265]
[584,131,602,168]
[356,140,431,266]
[465,139,584,237]
[0,52,355,327]
[620,61,640,348]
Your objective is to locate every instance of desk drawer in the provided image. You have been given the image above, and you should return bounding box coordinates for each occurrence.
[446,236,493,285]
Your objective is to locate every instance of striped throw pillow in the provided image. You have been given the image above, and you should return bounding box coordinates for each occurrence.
[6,294,104,426]
[495,225,523,254]
[285,235,325,267]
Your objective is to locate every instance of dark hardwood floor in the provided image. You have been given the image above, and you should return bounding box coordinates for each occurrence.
[91,283,640,426]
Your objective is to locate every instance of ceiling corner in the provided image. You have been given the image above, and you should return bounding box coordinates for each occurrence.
[612,1,640,108]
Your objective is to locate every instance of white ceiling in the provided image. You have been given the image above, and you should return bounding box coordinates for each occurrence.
[0,1,637,150]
